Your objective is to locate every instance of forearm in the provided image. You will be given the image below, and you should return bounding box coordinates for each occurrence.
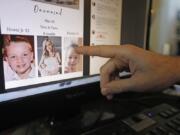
[170,56,180,84]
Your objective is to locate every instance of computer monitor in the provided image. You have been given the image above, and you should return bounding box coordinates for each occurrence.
[0,0,85,99]
[0,0,124,101]
[0,0,123,128]
[0,0,150,130]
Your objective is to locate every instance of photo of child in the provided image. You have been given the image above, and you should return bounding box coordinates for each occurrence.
[38,37,62,77]
[3,35,35,81]
[64,37,82,73]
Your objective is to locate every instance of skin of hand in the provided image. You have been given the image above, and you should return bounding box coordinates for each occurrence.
[75,45,180,99]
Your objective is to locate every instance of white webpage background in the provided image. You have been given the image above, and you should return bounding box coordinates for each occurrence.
[90,0,122,75]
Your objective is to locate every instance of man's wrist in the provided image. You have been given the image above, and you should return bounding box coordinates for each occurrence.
[171,57,180,83]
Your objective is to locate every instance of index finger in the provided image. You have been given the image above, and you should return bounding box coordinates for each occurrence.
[75,45,120,58]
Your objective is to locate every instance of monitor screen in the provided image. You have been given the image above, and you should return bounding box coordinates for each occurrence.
[0,0,122,103]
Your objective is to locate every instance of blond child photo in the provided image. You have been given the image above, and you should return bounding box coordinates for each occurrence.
[38,38,61,76]
[64,43,82,73]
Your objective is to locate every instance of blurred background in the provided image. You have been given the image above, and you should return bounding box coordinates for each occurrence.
[149,0,180,55]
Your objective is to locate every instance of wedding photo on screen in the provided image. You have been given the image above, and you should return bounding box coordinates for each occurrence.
[0,0,84,90]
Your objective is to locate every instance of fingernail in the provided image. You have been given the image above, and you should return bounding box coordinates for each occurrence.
[101,88,108,95]
[106,95,113,100]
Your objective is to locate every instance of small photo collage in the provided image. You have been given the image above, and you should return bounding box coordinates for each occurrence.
[2,34,83,82]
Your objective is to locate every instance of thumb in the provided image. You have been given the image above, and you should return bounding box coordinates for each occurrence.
[101,78,135,95]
